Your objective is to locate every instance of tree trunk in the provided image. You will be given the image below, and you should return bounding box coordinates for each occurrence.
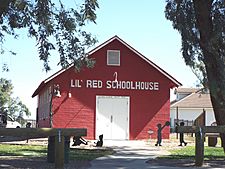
[206,54,225,150]
[193,0,225,151]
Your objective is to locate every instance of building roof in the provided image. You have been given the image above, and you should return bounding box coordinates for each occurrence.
[171,90,213,108]
[32,35,182,97]
[174,88,200,94]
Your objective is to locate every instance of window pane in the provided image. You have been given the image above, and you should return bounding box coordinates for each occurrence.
[107,50,120,66]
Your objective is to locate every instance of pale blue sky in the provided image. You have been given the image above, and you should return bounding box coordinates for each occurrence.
[1,0,198,119]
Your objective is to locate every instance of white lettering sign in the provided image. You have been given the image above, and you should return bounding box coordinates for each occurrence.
[106,81,159,90]
[70,79,82,88]
[86,80,102,88]
[71,79,159,91]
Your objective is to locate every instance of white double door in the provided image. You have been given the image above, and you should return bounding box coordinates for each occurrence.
[96,96,129,140]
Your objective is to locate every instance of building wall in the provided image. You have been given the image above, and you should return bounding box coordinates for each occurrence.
[170,108,215,128]
[37,88,51,127]
[37,39,173,140]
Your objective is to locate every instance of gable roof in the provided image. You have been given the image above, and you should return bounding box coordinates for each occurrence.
[32,35,181,97]
[89,36,181,87]
[171,89,213,108]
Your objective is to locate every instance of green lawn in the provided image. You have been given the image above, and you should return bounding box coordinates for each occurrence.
[0,144,46,157]
[160,146,225,160]
[0,144,114,160]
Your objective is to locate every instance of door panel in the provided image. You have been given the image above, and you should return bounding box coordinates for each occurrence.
[111,97,129,139]
[96,97,112,139]
[96,96,129,140]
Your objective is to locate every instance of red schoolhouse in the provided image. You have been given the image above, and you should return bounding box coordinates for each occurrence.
[32,36,181,140]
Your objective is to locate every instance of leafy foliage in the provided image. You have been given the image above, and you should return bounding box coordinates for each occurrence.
[0,0,99,71]
[0,78,31,120]
[165,0,225,87]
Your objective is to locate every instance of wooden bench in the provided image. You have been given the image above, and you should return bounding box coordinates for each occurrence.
[0,128,87,169]
[176,126,225,167]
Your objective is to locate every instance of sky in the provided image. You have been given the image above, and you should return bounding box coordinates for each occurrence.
[1,0,199,119]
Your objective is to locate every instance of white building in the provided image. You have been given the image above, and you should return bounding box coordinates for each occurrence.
[170,88,216,130]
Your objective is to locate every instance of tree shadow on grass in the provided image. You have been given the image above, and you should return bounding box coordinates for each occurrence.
[69,147,114,160]
[147,155,225,168]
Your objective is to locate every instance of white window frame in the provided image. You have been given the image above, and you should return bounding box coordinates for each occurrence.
[107,50,120,66]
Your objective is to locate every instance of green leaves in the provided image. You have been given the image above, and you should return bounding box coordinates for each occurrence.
[0,78,31,119]
[0,0,99,72]
[81,0,99,23]
[165,0,225,88]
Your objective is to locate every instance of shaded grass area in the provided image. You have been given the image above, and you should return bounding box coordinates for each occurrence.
[0,144,114,161]
[70,148,114,160]
[159,146,225,160]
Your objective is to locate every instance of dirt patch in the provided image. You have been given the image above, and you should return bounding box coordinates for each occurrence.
[0,156,91,169]
[147,158,225,168]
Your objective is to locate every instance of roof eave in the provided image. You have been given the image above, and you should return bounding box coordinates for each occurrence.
[32,81,46,98]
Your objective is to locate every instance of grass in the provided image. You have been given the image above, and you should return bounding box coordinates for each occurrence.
[70,148,114,160]
[0,144,46,157]
[159,146,225,160]
[0,144,114,161]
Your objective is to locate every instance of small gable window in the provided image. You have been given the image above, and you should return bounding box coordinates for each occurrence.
[107,50,120,66]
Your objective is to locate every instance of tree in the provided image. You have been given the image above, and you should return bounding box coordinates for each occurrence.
[0,78,31,122]
[165,0,225,150]
[0,0,99,71]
